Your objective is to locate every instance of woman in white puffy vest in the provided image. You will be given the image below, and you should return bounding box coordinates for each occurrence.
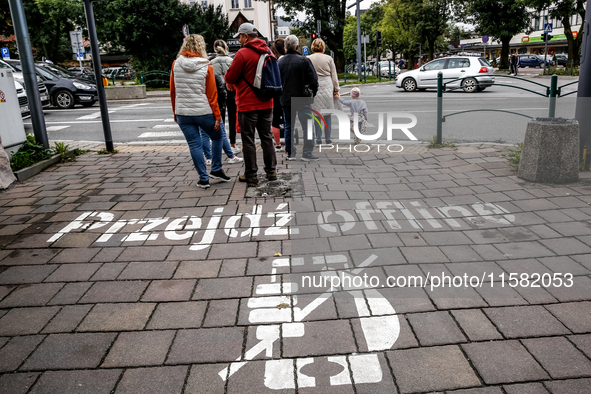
[170,34,231,189]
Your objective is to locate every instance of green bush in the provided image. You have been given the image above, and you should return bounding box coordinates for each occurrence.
[544,66,579,76]
[10,135,54,171]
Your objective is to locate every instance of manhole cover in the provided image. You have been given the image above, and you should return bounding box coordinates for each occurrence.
[245,172,303,198]
[329,158,363,165]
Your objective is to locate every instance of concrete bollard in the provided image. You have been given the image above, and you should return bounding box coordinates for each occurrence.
[518,118,579,184]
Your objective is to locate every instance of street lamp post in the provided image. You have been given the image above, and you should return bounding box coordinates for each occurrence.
[83,0,114,152]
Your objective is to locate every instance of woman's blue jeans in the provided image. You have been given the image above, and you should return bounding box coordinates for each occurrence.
[176,114,222,181]
[201,120,233,160]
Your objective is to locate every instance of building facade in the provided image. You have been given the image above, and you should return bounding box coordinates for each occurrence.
[181,0,276,42]
[459,10,585,59]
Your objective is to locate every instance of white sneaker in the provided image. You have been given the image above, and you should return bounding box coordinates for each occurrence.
[231,146,241,154]
[205,159,212,166]
[227,156,244,164]
[275,145,282,152]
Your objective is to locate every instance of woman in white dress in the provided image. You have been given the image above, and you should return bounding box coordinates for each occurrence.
[307,38,340,144]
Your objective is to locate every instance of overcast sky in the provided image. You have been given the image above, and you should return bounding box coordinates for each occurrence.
[277,0,380,22]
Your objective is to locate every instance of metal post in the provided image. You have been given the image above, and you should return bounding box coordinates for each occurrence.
[548,74,557,117]
[543,8,549,76]
[436,72,443,144]
[7,0,49,149]
[356,6,361,82]
[363,32,367,83]
[377,31,381,83]
[389,61,391,80]
[575,0,590,166]
[83,0,114,152]
[344,65,347,84]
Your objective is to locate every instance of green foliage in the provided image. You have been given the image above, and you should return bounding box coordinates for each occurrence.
[97,149,118,154]
[523,0,586,67]
[51,141,87,162]
[456,0,530,70]
[427,135,457,149]
[545,66,579,76]
[504,142,523,169]
[10,134,54,171]
[1,0,85,62]
[380,0,450,64]
[273,0,348,72]
[94,1,230,72]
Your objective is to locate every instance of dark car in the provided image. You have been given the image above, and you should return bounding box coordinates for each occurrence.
[6,60,98,109]
[554,54,568,66]
[517,54,553,68]
[67,67,96,82]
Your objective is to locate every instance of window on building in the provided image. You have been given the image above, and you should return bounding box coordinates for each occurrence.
[244,0,252,8]
[231,0,239,9]
[555,18,562,28]
[189,1,196,6]
[201,0,207,7]
[532,15,540,30]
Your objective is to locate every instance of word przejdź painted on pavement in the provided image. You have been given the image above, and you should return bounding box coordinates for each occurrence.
[47,204,294,250]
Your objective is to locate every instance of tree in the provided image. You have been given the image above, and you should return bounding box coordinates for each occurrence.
[458,0,530,69]
[342,4,386,62]
[1,0,85,62]
[380,0,450,64]
[524,0,585,66]
[94,1,230,71]
[271,0,348,71]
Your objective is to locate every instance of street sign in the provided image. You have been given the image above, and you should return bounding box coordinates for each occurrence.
[361,34,370,44]
[544,23,553,32]
[76,53,84,60]
[182,24,190,38]
[302,46,309,55]
[69,30,84,54]
[482,35,489,43]
[1,48,9,59]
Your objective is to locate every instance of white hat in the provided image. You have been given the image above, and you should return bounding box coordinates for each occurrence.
[233,23,257,38]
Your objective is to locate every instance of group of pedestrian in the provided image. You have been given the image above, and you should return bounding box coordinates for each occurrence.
[170,22,345,188]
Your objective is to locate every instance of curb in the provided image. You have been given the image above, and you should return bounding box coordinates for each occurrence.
[13,149,78,183]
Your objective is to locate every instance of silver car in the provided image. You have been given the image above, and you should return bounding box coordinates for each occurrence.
[395,56,495,92]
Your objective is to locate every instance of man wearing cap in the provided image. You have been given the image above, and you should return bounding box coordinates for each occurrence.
[225,23,277,185]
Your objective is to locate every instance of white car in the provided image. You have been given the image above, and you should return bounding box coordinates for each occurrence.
[395,56,495,92]
[15,80,30,119]
[373,61,400,77]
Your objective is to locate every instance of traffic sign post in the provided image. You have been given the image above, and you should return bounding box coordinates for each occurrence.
[302,46,309,55]
[1,48,9,59]
[70,30,85,71]
[482,36,489,59]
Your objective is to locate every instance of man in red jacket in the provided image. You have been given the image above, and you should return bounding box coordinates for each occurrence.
[225,23,277,185]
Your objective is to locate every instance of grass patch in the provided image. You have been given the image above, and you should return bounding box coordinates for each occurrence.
[339,73,394,85]
[53,142,89,163]
[146,87,170,91]
[541,67,579,76]
[10,134,54,171]
[427,135,457,149]
[503,142,523,169]
[97,149,119,155]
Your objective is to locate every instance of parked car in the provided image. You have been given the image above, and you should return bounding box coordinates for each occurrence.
[372,61,400,77]
[5,60,98,109]
[534,54,555,66]
[517,54,550,68]
[68,67,96,82]
[0,59,50,110]
[554,54,568,66]
[395,56,495,93]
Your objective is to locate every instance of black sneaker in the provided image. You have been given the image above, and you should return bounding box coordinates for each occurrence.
[301,155,320,162]
[326,139,332,144]
[239,174,259,185]
[267,172,277,181]
[197,180,210,189]
[210,170,231,182]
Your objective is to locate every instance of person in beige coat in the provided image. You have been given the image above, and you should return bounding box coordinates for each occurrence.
[308,38,340,144]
